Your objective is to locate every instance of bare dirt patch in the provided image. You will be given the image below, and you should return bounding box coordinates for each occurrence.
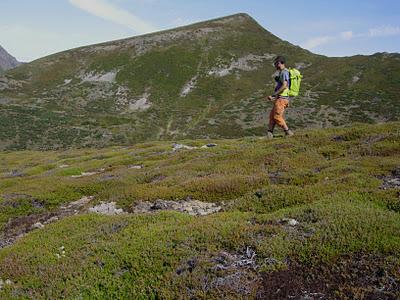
[258,253,400,300]
[0,196,94,249]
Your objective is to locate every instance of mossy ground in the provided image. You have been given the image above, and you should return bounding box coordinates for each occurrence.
[0,122,399,299]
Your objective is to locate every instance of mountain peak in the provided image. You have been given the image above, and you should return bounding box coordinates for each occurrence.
[179,12,261,31]
[0,45,21,71]
[207,12,254,22]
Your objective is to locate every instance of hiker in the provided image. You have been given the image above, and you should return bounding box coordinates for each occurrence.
[266,56,294,138]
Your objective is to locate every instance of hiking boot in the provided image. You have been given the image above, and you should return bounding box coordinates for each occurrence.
[285,129,294,137]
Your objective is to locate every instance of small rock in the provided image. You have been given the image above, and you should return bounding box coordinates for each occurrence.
[151,201,168,210]
[31,199,45,209]
[0,278,11,290]
[201,143,218,148]
[71,171,99,178]
[380,167,400,189]
[280,218,299,226]
[32,222,44,229]
[264,257,280,266]
[172,143,197,151]
[88,202,125,215]
[332,135,345,142]
[254,190,264,198]
[128,165,143,169]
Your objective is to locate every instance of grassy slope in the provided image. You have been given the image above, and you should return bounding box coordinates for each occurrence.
[0,122,399,298]
[0,14,399,150]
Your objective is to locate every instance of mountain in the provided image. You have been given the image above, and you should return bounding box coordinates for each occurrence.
[0,121,399,298]
[0,13,399,150]
[0,46,21,72]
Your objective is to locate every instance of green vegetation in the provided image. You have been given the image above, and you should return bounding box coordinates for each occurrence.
[0,13,398,150]
[0,122,399,298]
[0,13,399,298]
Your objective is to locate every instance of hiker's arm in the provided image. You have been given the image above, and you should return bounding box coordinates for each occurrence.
[268,80,288,100]
[272,81,288,97]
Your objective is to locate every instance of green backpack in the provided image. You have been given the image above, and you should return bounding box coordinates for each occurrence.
[288,68,303,97]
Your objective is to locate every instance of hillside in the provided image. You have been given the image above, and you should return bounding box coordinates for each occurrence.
[0,13,399,151]
[0,46,21,72]
[0,122,399,298]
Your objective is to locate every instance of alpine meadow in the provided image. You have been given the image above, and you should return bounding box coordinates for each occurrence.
[0,13,399,299]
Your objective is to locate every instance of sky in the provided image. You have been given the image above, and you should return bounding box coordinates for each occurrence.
[1,0,400,62]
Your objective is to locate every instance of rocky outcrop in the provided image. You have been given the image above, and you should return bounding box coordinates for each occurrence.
[132,199,222,216]
[0,46,21,71]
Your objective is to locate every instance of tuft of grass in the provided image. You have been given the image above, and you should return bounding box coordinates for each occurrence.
[57,167,83,176]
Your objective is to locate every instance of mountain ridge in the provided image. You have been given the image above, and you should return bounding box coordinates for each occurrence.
[0,13,399,150]
[30,13,303,62]
[25,12,399,64]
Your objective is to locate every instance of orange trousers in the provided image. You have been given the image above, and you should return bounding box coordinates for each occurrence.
[269,98,289,130]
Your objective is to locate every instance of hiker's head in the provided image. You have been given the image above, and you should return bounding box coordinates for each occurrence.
[274,56,286,70]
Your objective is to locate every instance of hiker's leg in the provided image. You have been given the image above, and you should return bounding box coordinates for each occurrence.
[272,98,289,131]
[268,107,276,132]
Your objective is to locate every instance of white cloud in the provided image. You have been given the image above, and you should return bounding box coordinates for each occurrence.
[68,0,158,33]
[303,25,400,50]
[340,31,353,40]
[303,31,355,50]
[302,35,335,49]
[368,26,400,37]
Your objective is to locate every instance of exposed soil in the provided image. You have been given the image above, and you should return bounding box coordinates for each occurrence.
[174,248,261,299]
[258,253,400,300]
[0,196,94,249]
[0,197,223,249]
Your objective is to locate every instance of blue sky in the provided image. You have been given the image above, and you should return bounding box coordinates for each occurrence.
[1,0,399,62]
